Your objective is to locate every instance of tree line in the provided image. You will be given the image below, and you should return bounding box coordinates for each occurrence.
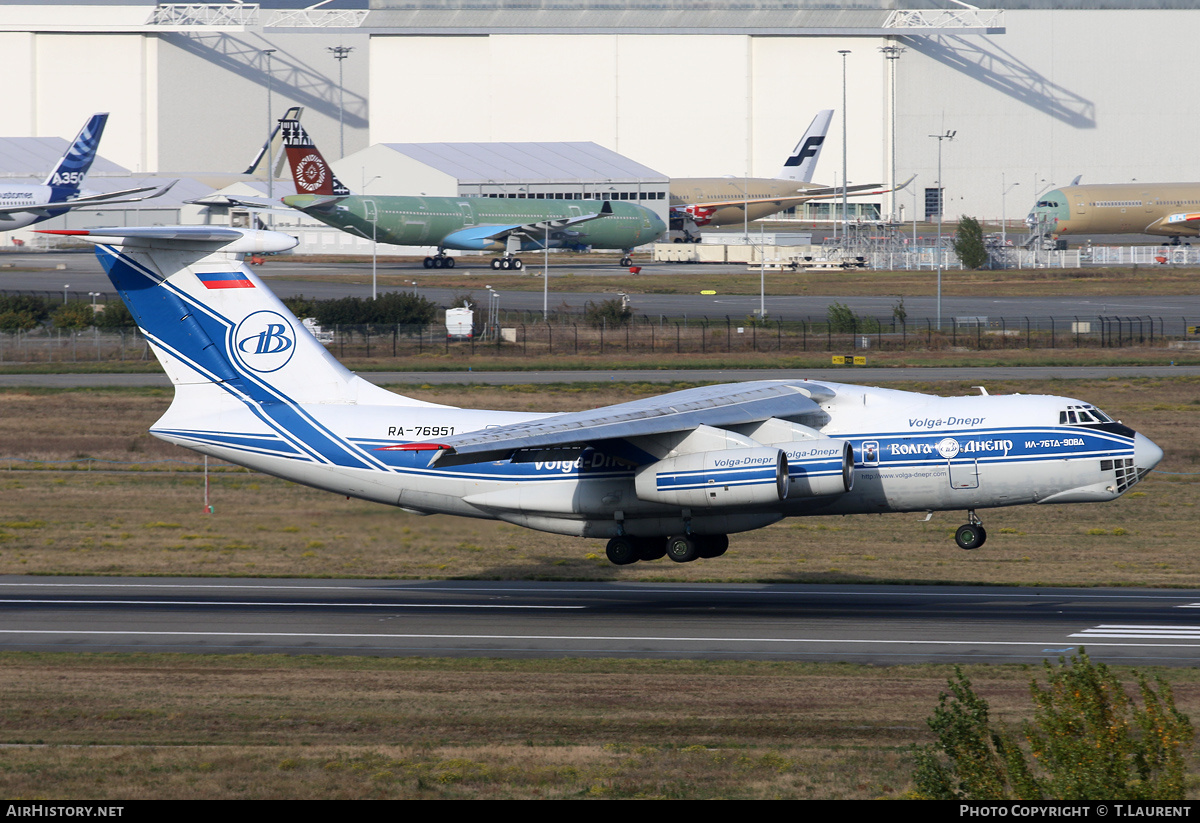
[0,291,439,333]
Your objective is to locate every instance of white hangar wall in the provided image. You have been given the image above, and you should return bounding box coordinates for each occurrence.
[368,33,886,192]
[896,9,1200,223]
[0,29,158,174]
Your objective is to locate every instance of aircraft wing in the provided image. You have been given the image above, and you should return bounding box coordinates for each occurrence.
[1147,212,1200,236]
[798,174,916,201]
[441,201,614,246]
[382,380,835,466]
[0,181,177,218]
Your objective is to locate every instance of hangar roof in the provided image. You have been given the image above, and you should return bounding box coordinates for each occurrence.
[0,137,128,179]
[377,142,667,184]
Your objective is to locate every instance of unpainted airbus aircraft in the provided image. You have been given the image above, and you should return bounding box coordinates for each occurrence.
[1027,182,1200,243]
[0,114,174,232]
[277,117,666,269]
[42,225,1164,565]
[669,110,905,240]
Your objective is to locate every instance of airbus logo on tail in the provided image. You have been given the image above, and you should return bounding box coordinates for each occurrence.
[784,136,825,167]
[233,311,296,373]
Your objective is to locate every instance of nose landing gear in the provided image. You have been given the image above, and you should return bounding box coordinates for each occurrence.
[954,510,988,550]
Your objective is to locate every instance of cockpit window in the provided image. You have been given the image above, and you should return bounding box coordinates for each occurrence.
[1059,404,1114,425]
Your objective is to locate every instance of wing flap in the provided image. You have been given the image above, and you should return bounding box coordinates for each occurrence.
[382,380,834,467]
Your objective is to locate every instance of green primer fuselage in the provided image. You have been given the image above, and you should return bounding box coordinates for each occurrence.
[282,194,666,252]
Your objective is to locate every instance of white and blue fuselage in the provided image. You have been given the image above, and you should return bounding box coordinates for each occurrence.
[67,225,1161,561]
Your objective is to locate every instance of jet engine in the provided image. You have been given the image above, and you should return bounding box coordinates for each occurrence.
[634,447,789,509]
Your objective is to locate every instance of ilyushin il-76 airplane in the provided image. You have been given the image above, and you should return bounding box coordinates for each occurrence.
[277,116,666,270]
[0,113,174,232]
[43,225,1162,564]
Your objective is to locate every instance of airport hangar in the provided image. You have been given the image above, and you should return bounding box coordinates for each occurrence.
[4,1,1200,235]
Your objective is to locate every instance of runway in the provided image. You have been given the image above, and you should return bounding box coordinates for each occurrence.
[2,577,1198,666]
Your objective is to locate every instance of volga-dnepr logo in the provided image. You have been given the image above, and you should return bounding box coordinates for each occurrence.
[233,311,296,373]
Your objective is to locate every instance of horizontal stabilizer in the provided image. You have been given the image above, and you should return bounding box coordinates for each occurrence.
[37,226,298,254]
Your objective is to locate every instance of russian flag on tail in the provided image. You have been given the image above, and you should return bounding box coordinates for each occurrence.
[197,272,255,289]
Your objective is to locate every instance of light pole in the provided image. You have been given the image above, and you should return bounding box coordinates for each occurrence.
[263,49,277,226]
[929,129,955,329]
[363,172,380,300]
[879,44,905,221]
[838,49,851,245]
[328,45,353,159]
[1001,175,1020,260]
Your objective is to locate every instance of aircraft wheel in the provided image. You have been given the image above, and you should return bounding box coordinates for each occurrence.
[605,537,638,566]
[620,256,632,267]
[443,257,455,269]
[634,537,667,562]
[491,258,502,270]
[696,534,729,559]
[512,258,523,271]
[673,238,684,244]
[954,524,987,550]
[500,258,512,270]
[423,257,435,269]
[665,534,699,563]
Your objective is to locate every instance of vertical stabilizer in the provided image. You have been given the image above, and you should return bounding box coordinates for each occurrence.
[776,109,833,184]
[244,106,304,179]
[280,116,350,196]
[42,113,108,199]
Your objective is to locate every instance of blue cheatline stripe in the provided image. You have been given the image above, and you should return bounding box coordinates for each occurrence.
[97,246,390,473]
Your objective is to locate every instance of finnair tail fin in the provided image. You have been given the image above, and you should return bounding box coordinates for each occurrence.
[776,109,833,184]
[280,115,350,196]
[42,113,108,199]
[39,226,403,409]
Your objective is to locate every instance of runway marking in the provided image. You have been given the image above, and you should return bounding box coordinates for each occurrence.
[1071,624,1200,639]
[0,629,1196,650]
[0,599,579,610]
[0,581,1195,603]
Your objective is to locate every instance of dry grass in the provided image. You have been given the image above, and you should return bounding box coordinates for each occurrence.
[0,653,1197,799]
[3,379,1200,799]
[0,377,1197,585]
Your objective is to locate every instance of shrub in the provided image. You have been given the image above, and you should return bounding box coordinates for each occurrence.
[910,650,1193,800]
[953,216,989,269]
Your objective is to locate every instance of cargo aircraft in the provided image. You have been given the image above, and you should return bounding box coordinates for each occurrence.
[669,110,908,241]
[0,113,174,232]
[44,225,1162,564]
[1027,181,1200,244]
[276,117,666,269]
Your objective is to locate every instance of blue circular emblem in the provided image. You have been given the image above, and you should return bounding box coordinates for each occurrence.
[232,310,296,373]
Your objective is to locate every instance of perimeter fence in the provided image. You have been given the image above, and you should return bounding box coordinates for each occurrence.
[2,313,1195,363]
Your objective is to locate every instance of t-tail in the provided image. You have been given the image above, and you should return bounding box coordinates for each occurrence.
[42,113,108,200]
[280,116,350,197]
[776,109,833,184]
[38,227,423,460]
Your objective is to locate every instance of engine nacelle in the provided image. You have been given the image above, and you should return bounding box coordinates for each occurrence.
[634,447,788,509]
[783,440,854,497]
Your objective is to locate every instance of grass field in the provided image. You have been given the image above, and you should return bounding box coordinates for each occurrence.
[2,378,1198,799]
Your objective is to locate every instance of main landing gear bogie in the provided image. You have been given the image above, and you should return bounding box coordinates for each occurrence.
[490,256,524,271]
[605,534,728,565]
[423,253,455,269]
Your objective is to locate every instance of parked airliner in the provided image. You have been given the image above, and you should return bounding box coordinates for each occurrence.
[276,116,665,270]
[0,114,173,232]
[44,225,1162,565]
